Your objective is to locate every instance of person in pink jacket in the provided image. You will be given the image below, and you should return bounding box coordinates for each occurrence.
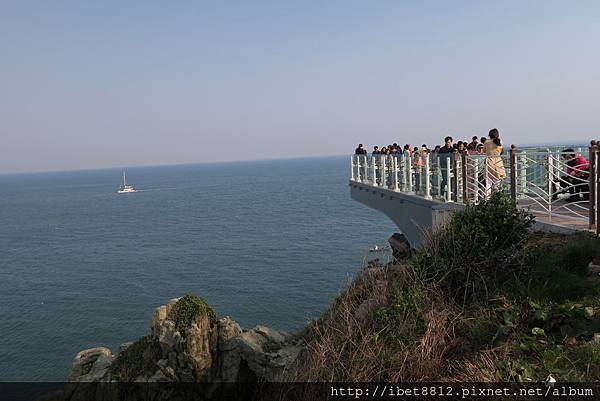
[557,149,589,202]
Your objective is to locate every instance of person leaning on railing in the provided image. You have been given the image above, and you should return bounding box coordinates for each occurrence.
[484,128,506,198]
[354,143,368,155]
[438,136,455,198]
[554,149,590,202]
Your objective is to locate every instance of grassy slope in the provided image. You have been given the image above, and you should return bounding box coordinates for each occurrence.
[293,193,600,382]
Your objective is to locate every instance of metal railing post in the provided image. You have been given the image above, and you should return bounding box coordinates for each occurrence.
[393,156,399,191]
[350,155,355,181]
[452,152,458,202]
[407,154,413,193]
[415,154,423,195]
[547,151,554,221]
[371,155,376,185]
[590,140,600,270]
[461,152,468,203]
[435,155,441,197]
[473,158,479,203]
[446,156,452,202]
[595,142,600,266]
[590,141,597,229]
[424,153,432,199]
[531,151,541,188]
[380,155,386,187]
[519,151,527,198]
[510,144,517,202]
[400,153,407,192]
[362,155,368,182]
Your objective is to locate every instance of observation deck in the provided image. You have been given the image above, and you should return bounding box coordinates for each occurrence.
[350,143,599,248]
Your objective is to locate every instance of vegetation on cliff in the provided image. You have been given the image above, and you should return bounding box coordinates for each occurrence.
[107,295,218,381]
[110,336,162,382]
[169,294,218,336]
[293,191,600,382]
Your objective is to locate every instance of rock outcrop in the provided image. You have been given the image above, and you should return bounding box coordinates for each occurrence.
[388,233,413,261]
[67,347,114,382]
[67,296,302,386]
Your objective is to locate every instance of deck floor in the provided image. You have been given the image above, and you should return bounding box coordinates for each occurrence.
[517,198,591,231]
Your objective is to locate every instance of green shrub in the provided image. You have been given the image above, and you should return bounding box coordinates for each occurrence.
[505,232,598,302]
[168,294,217,336]
[412,190,534,304]
[375,277,430,344]
[110,336,162,382]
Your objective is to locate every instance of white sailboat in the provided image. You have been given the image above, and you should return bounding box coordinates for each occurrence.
[117,171,136,193]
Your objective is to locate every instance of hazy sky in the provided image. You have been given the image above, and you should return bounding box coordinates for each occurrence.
[1,1,598,173]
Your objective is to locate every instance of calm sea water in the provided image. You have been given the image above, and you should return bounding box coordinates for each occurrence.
[0,157,396,381]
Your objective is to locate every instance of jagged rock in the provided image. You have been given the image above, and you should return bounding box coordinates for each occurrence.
[388,233,413,261]
[216,317,243,381]
[150,305,168,337]
[255,325,289,345]
[118,342,133,354]
[157,320,179,350]
[68,347,114,382]
[230,326,296,381]
[219,317,242,349]
[269,345,302,375]
[185,313,218,381]
[68,296,302,387]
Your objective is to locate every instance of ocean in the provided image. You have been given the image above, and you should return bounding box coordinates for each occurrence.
[0,156,396,381]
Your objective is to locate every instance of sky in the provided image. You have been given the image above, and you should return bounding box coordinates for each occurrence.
[1,0,599,173]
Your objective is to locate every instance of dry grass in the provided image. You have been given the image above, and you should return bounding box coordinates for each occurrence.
[290,260,465,382]
[291,264,391,382]
[447,348,504,382]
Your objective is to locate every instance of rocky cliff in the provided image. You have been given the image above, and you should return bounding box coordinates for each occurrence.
[68,295,302,385]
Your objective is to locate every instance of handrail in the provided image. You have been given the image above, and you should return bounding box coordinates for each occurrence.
[350,144,594,227]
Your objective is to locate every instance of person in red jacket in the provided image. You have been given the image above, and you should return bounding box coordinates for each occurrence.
[557,148,589,202]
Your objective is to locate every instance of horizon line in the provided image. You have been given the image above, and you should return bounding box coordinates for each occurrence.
[0,153,349,177]
[1,138,591,176]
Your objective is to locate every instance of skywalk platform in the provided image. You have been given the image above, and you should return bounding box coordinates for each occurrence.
[349,144,597,248]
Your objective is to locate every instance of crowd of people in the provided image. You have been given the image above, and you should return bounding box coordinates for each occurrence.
[354,131,502,158]
[353,128,590,203]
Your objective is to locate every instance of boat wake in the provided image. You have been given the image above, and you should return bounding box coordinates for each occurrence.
[133,187,178,192]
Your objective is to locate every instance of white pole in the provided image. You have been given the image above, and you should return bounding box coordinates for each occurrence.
[350,155,355,181]
[456,157,462,203]
[381,155,386,187]
[473,158,479,203]
[418,157,423,194]
[371,156,376,186]
[424,153,431,199]
[358,155,362,182]
[393,156,399,191]
[446,156,452,202]
[408,154,413,193]
[548,152,554,221]
[436,157,441,198]
[402,153,408,192]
